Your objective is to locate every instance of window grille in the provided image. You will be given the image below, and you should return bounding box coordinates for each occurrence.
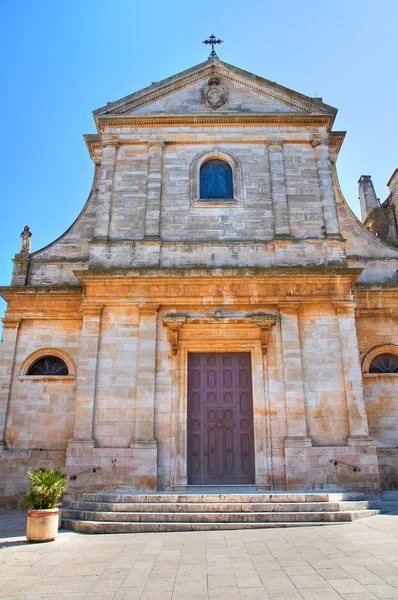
[200,159,233,199]
[27,356,69,376]
[369,353,398,374]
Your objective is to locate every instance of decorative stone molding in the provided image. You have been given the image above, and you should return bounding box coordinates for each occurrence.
[162,312,277,356]
[93,157,101,166]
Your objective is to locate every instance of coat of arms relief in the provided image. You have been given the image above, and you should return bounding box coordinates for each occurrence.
[201,76,227,110]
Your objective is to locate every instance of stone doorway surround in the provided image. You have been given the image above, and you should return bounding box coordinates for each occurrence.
[161,312,277,490]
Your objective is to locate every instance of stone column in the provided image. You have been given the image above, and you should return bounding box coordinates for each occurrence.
[145,141,165,240]
[267,141,290,237]
[0,317,21,448]
[93,141,119,239]
[312,140,341,237]
[334,302,370,442]
[280,303,311,446]
[68,304,103,447]
[131,304,159,448]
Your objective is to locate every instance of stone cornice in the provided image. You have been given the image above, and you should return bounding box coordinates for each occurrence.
[74,266,362,281]
[0,286,84,302]
[95,113,335,133]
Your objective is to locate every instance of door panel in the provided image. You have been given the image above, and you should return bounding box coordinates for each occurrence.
[187,352,255,485]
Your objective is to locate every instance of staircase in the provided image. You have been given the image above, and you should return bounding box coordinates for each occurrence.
[62,489,380,533]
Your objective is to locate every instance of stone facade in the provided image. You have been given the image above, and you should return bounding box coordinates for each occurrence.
[1,57,397,505]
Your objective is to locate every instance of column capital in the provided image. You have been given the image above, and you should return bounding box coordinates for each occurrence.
[279,301,301,314]
[333,301,356,314]
[147,140,166,148]
[101,140,120,149]
[267,139,284,149]
[311,139,329,148]
[93,157,102,166]
[1,317,22,330]
[80,304,104,318]
[137,304,160,316]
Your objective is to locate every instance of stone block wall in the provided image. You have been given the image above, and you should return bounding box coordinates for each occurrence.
[4,318,80,450]
[93,305,138,448]
[300,305,349,445]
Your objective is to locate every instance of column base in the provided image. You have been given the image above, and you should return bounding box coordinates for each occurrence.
[130,438,158,449]
[67,437,95,449]
[347,435,375,447]
[285,436,312,448]
[274,233,292,239]
[326,233,345,240]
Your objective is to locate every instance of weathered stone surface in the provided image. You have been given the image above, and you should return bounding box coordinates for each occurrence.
[1,57,397,506]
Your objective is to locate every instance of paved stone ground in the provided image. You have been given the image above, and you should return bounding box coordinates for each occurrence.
[0,506,398,600]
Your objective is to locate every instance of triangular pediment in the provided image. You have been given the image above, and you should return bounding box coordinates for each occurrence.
[94,59,336,119]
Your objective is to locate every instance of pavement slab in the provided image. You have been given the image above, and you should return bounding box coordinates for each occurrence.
[0,508,398,599]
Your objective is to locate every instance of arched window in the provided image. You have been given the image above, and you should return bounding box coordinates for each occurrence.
[200,159,233,200]
[27,356,69,376]
[369,353,398,374]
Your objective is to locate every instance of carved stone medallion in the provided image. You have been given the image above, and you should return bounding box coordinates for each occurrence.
[201,77,227,110]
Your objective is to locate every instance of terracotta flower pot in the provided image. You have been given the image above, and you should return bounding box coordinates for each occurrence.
[26,508,59,542]
[55,502,62,529]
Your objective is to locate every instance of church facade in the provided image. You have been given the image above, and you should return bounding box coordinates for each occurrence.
[1,57,398,504]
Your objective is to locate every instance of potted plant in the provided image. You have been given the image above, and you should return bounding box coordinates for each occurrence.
[20,468,67,542]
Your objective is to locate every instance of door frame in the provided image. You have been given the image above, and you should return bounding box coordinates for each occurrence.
[187,352,256,486]
[170,335,272,489]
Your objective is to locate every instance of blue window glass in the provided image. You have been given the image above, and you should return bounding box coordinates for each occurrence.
[200,159,233,199]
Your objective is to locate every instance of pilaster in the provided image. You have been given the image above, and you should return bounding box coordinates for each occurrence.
[280,302,311,445]
[68,304,103,448]
[334,301,370,441]
[0,317,21,448]
[312,140,341,237]
[267,141,290,237]
[93,141,119,239]
[145,141,165,240]
[131,304,159,447]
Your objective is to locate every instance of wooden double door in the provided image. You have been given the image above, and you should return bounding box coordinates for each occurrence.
[187,353,255,485]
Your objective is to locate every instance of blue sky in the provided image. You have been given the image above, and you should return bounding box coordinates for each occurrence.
[1,0,397,322]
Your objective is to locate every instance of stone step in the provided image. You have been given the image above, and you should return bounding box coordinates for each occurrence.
[383,491,398,500]
[62,515,378,534]
[63,509,378,524]
[65,500,372,513]
[79,492,366,504]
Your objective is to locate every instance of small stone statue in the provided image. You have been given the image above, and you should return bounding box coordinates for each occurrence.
[20,225,32,254]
